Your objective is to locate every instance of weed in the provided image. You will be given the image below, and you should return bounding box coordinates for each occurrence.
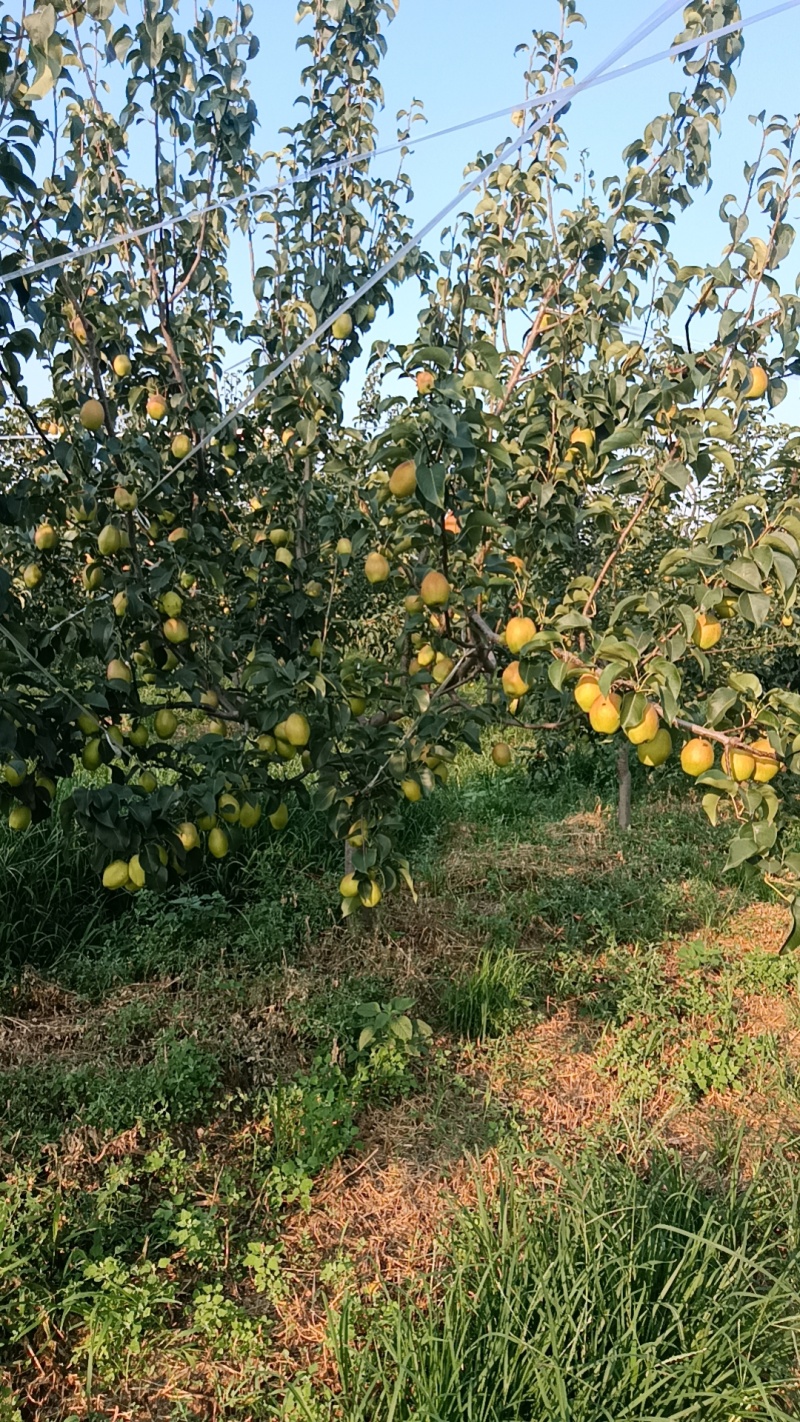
[444,946,535,1039]
[324,1153,800,1422]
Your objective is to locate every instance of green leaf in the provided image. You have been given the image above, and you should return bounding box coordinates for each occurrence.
[780,899,800,954]
[724,559,763,593]
[724,830,759,871]
[416,463,445,509]
[23,5,56,46]
[737,592,771,628]
[728,672,762,699]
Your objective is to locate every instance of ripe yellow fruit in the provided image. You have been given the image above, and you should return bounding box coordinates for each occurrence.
[177,821,200,851]
[401,778,422,802]
[340,873,359,898]
[114,484,138,511]
[742,364,768,400]
[723,746,756,782]
[154,708,178,740]
[751,737,780,783]
[502,661,530,698]
[139,770,158,793]
[692,613,722,650]
[421,570,450,607]
[256,733,276,755]
[589,694,622,735]
[3,760,25,788]
[269,802,289,831]
[171,432,192,459]
[492,742,513,767]
[8,805,31,832]
[573,675,601,712]
[146,392,168,420]
[681,738,715,777]
[332,312,353,340]
[218,794,240,824]
[416,370,435,395]
[389,460,417,498]
[239,800,262,829]
[365,552,390,584]
[336,537,352,557]
[208,826,230,859]
[504,617,536,655]
[34,523,57,551]
[98,525,122,557]
[163,617,189,645]
[107,658,132,684]
[282,713,309,748]
[127,855,146,889]
[22,563,43,590]
[360,879,382,909]
[102,860,130,890]
[80,398,105,432]
[638,729,673,767]
[569,427,595,452]
[625,703,660,746]
[432,654,455,685]
[280,428,295,447]
[112,353,131,378]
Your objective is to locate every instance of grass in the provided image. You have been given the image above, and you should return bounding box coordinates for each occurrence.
[2,743,800,1416]
[325,1153,800,1422]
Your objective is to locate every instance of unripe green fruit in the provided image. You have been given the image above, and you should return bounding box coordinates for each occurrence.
[80,399,104,432]
[172,433,192,459]
[4,760,26,788]
[114,485,138,511]
[98,525,122,557]
[82,739,102,771]
[8,805,31,832]
[269,802,288,831]
[23,563,43,590]
[239,800,262,829]
[160,591,183,617]
[154,708,178,740]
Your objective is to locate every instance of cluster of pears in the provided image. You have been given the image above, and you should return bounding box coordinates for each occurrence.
[3,756,57,832]
[679,734,779,784]
[574,675,674,766]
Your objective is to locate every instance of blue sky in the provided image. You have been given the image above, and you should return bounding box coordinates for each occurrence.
[244,0,800,418]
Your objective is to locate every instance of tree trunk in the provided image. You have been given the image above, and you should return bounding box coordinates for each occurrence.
[617,743,632,832]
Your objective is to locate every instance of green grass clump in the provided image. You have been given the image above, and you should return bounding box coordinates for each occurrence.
[444,946,535,1039]
[325,1152,800,1422]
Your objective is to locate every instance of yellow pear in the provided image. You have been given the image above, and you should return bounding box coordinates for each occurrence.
[208,826,230,859]
[750,737,779,783]
[421,570,450,607]
[722,746,756,782]
[154,708,178,740]
[106,658,132,684]
[365,552,390,584]
[163,617,189,645]
[401,778,422,802]
[502,661,530,698]
[416,370,435,394]
[284,713,311,747]
[102,860,130,890]
[8,805,31,832]
[680,738,715,777]
[336,537,352,557]
[112,353,131,378]
[742,364,768,400]
[504,617,536,655]
[22,563,43,589]
[114,484,138,511]
[340,873,359,898]
[239,800,262,829]
[177,822,200,851]
[128,855,146,888]
[34,524,58,551]
[638,729,673,767]
[218,794,240,824]
[389,460,417,498]
[332,312,353,340]
[359,879,382,909]
[573,675,601,712]
[98,525,122,557]
[269,802,288,831]
[146,392,168,421]
[80,398,104,432]
[692,613,722,650]
[625,702,660,746]
[171,432,192,459]
[589,694,622,735]
[492,743,512,767]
